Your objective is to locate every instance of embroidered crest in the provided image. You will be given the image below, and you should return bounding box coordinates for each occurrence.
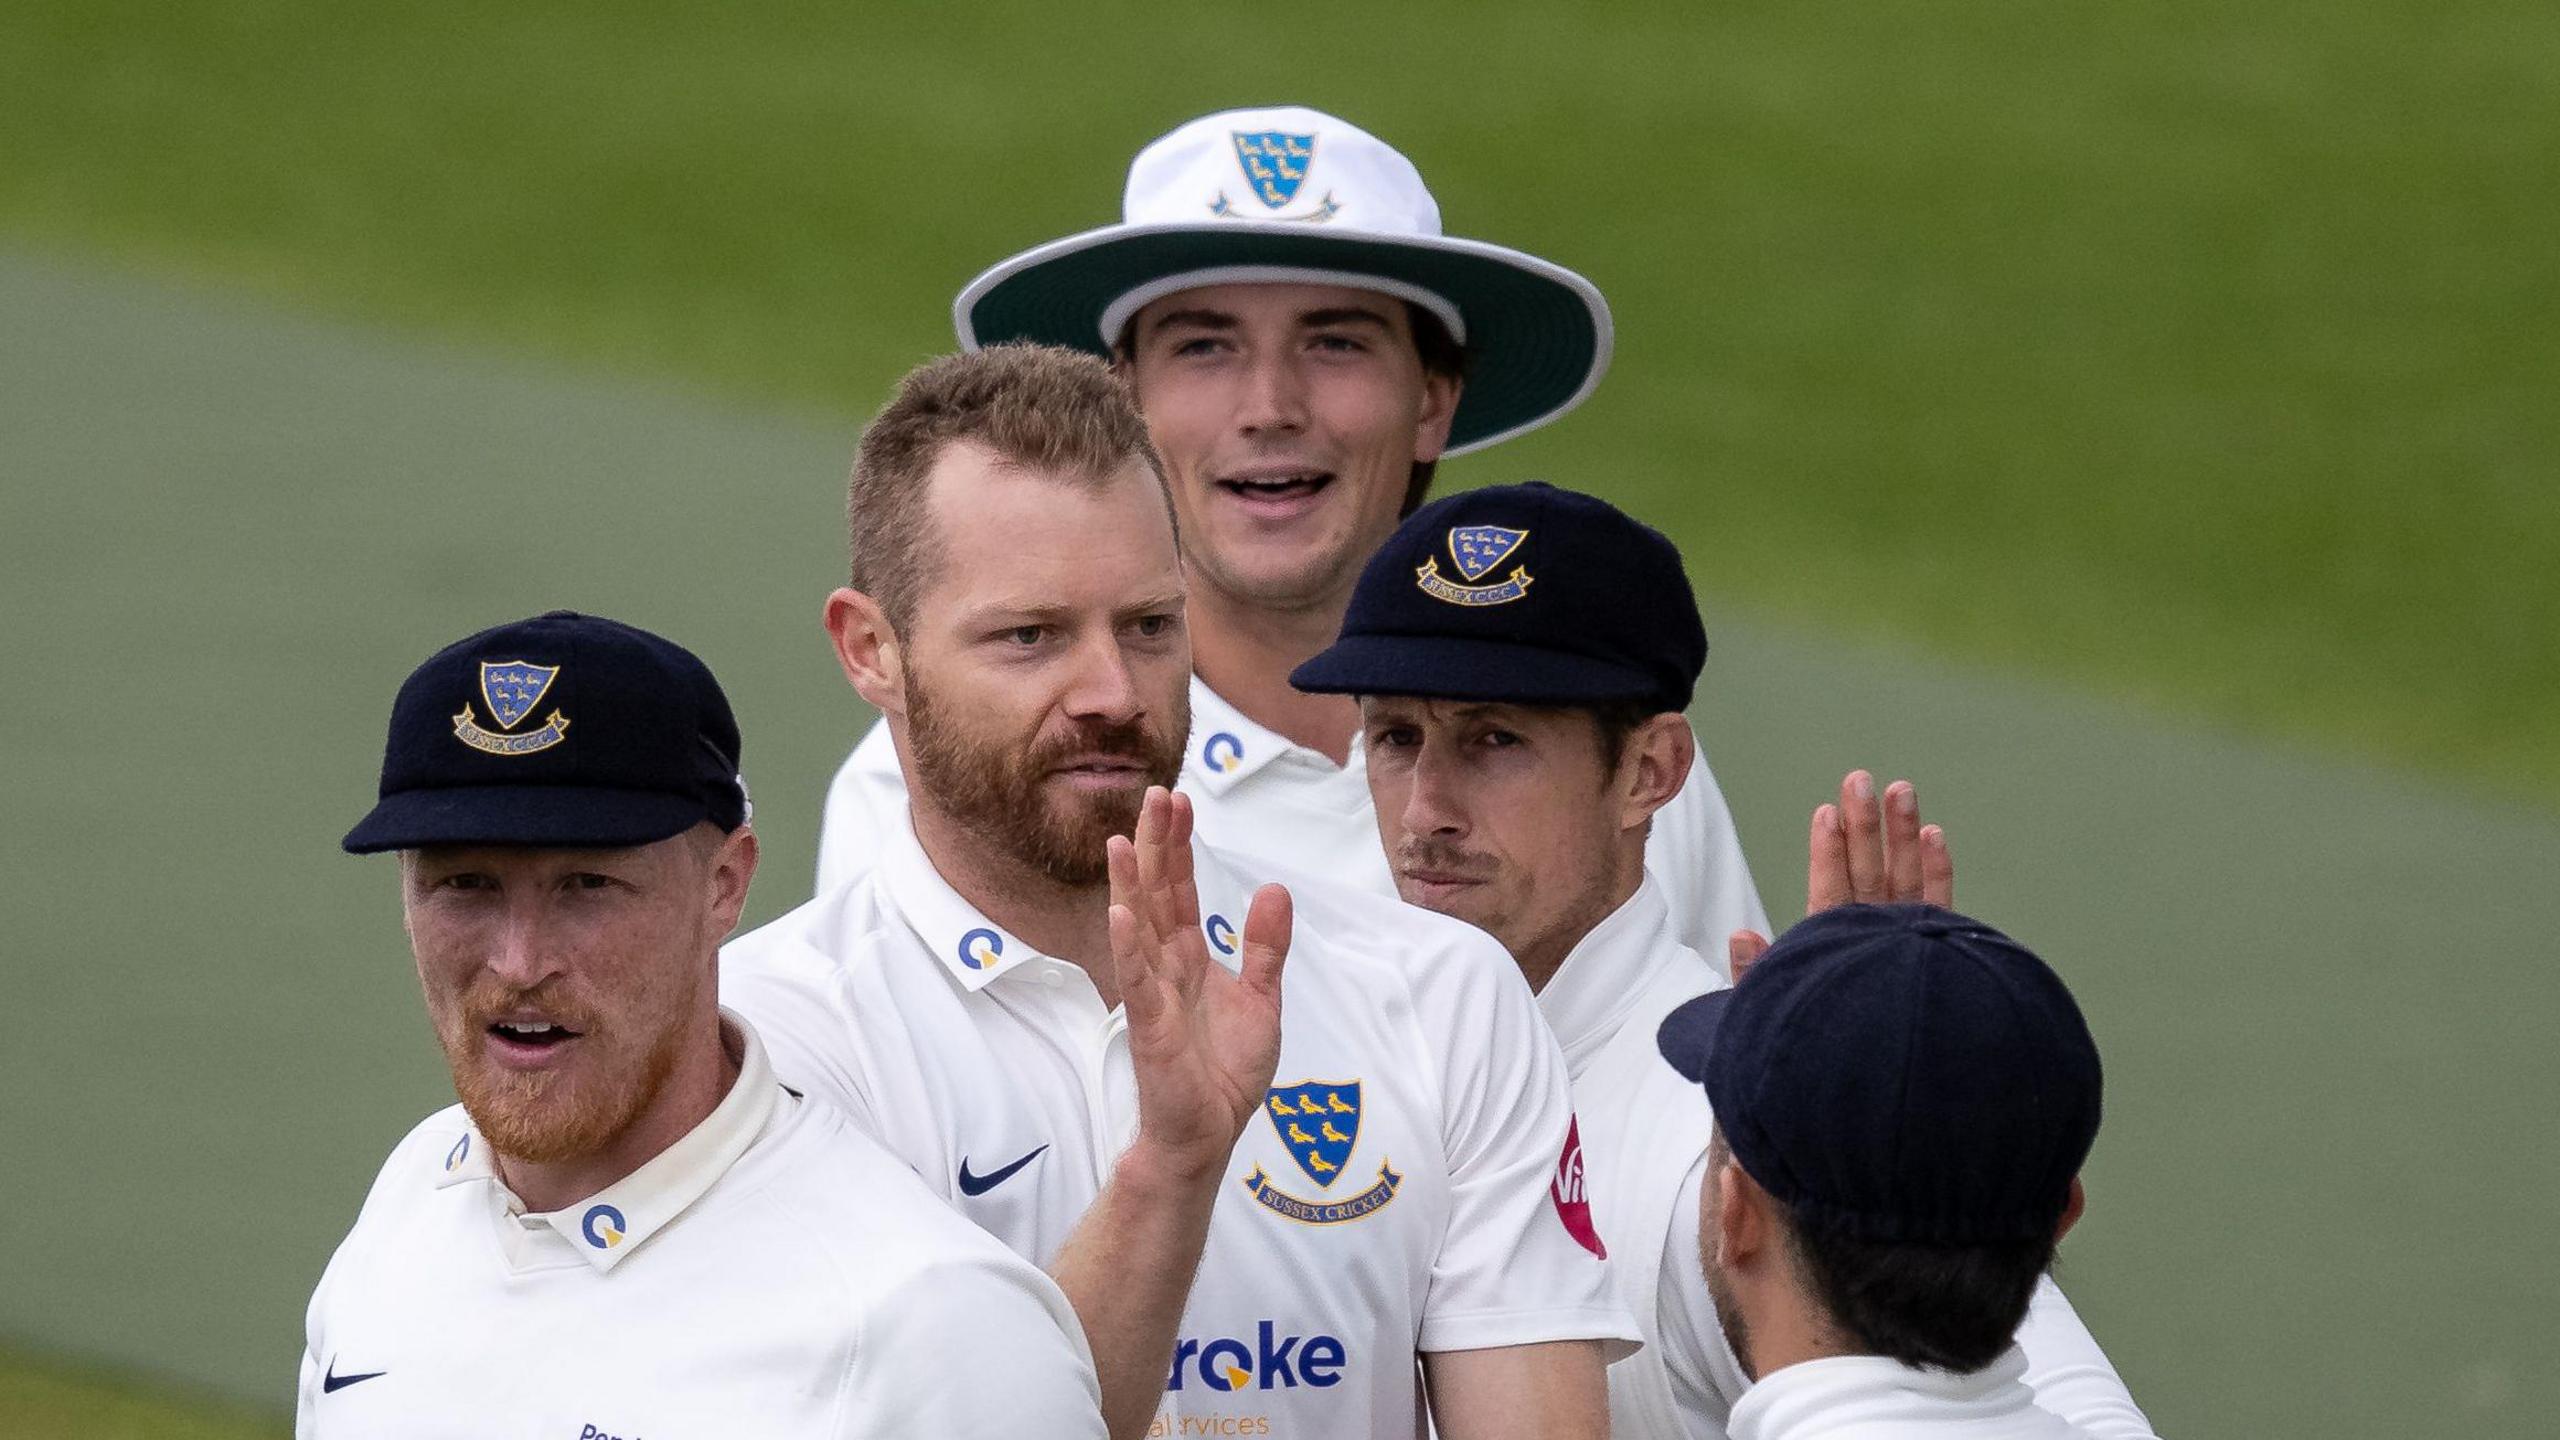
[1208,131,1340,222]
[1240,1079,1400,1224]
[1232,131,1316,207]
[454,660,570,756]
[1416,526,1534,606]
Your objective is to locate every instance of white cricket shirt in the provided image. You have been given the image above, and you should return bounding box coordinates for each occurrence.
[296,1014,1104,1440]
[1726,1350,2092,1440]
[812,676,1770,962]
[723,822,1640,1440]
[1540,882,2158,1440]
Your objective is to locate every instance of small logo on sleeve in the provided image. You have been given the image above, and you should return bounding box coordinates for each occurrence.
[1550,1116,1606,1258]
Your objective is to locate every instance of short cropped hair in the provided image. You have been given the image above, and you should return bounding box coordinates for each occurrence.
[1780,1198,2056,1374]
[848,343,1169,633]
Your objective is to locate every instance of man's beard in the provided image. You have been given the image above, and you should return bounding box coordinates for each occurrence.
[435,975,689,1167]
[904,665,1187,887]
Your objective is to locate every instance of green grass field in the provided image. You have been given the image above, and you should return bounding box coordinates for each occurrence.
[5,0,2552,795]
[5,3,2556,1437]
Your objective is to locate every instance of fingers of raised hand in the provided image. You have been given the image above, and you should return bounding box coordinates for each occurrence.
[1838,770,1889,903]
[1806,802,1853,913]
[1239,883,1293,1000]
[1108,901,1158,1020]
[1883,781,1926,901]
[1728,929,1770,984]
[1920,823,1954,908]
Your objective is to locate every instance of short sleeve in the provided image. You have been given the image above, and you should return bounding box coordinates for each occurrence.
[722,942,884,1137]
[1642,734,1768,973]
[840,1255,1106,1439]
[814,720,909,894]
[1414,932,1642,1356]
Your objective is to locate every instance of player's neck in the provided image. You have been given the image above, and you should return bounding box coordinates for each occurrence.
[1508,854,1648,995]
[1734,1280,1861,1384]
[907,798,1121,1005]
[1186,575,1360,764]
[494,1007,742,1215]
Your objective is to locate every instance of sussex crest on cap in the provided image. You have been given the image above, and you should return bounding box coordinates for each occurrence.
[1211,132,1338,222]
[1416,525,1534,606]
[454,659,570,756]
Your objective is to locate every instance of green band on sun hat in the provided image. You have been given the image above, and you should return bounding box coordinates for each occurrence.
[950,106,1613,457]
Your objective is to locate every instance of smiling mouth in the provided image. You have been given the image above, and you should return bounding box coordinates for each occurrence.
[486,1019,582,1053]
[1217,471,1334,503]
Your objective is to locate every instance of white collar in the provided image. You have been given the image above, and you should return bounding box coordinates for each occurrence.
[1732,1348,2034,1439]
[1184,674,1362,796]
[435,1009,780,1273]
[879,804,1257,993]
[1535,877,1701,1070]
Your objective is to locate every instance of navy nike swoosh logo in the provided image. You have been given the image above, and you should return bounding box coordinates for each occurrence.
[322,1358,386,1393]
[957,1144,1049,1196]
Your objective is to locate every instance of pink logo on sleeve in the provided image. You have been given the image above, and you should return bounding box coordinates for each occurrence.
[1551,1116,1606,1259]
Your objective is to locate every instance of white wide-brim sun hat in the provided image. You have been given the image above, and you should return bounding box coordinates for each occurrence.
[952,105,1614,458]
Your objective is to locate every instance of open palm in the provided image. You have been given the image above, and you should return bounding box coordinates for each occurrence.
[1106,788,1291,1172]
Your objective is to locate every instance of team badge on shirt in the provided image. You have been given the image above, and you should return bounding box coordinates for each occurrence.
[1415,526,1534,607]
[1240,1080,1400,1224]
[1209,131,1340,222]
[453,659,570,756]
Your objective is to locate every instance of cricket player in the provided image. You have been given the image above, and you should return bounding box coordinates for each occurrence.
[1291,482,2158,1439]
[723,346,1638,1440]
[813,103,1768,962]
[304,611,1105,1439]
[1655,904,2110,1439]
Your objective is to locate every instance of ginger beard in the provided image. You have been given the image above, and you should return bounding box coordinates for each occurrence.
[425,959,698,1167]
[902,653,1188,888]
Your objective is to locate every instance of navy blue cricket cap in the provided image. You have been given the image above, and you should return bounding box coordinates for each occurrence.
[1656,904,2103,1246]
[1290,481,1706,713]
[342,612,749,854]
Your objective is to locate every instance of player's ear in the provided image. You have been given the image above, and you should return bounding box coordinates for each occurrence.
[1412,372,1461,464]
[1615,712,1694,832]
[1711,1150,1760,1266]
[703,823,759,941]
[825,588,906,717]
[2055,1176,2086,1243]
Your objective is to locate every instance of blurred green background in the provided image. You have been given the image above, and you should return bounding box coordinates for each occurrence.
[3,2,2553,1436]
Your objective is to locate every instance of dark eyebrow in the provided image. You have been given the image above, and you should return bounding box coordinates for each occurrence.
[1145,307,1237,337]
[1298,306,1394,331]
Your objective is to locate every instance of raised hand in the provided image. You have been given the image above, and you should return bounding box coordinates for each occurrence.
[1727,770,1953,981]
[1105,787,1291,1177]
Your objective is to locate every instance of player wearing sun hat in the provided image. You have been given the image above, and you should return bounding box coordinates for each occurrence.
[1655,905,2114,1440]
[814,106,1768,977]
[1293,485,2157,1440]
[302,612,1105,1439]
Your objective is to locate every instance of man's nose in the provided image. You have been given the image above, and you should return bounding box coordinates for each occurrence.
[1060,630,1144,724]
[1236,351,1310,436]
[1401,741,1470,839]
[483,908,564,990]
